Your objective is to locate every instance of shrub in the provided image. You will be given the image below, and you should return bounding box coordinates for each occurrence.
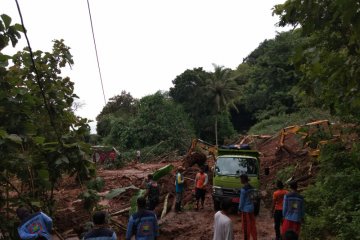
[301,143,360,239]
[86,177,105,192]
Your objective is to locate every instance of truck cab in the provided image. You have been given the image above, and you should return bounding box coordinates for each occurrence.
[212,148,261,214]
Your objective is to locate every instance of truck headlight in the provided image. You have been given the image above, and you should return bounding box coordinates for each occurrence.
[213,187,222,195]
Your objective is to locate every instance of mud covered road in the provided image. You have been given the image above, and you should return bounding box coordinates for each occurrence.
[158,193,275,240]
[54,160,276,239]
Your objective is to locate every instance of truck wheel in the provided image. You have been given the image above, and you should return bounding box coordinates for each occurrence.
[213,199,220,211]
[254,200,261,216]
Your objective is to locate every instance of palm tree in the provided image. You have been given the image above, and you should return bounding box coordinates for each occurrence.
[205,64,241,146]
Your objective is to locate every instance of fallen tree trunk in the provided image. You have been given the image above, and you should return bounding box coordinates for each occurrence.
[110,206,131,216]
[161,193,169,219]
[110,218,127,231]
[53,229,65,240]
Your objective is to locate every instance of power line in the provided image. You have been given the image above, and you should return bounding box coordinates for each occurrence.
[86,0,107,105]
[14,0,62,143]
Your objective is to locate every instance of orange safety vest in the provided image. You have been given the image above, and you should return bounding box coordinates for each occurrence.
[196,173,207,189]
[273,189,289,210]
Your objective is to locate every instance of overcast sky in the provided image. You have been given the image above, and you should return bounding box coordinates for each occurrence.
[2,0,286,132]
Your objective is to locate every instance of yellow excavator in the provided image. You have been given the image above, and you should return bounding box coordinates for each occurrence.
[277,120,339,157]
[183,138,217,168]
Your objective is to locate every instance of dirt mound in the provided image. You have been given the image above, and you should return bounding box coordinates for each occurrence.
[256,133,318,208]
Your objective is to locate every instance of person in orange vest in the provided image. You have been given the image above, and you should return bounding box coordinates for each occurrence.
[238,174,257,240]
[272,180,288,240]
[194,166,208,210]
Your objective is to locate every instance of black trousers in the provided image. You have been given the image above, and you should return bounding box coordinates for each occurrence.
[274,210,283,240]
[147,199,159,211]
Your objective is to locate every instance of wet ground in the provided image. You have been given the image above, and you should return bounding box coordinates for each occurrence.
[53,159,276,239]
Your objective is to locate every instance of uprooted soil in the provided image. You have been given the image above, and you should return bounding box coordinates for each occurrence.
[53,159,278,240]
[51,129,327,239]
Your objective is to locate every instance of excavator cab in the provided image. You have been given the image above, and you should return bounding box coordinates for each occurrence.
[183,139,217,168]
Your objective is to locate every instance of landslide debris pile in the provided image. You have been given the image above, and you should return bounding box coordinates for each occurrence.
[53,121,354,239]
[53,160,211,239]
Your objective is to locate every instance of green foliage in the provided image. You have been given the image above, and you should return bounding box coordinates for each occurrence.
[249,108,336,134]
[276,165,295,183]
[170,66,237,144]
[170,68,213,137]
[274,0,360,119]
[204,64,241,145]
[97,91,138,120]
[129,189,146,215]
[100,91,195,155]
[105,185,138,200]
[96,91,138,139]
[237,31,304,121]
[0,14,94,236]
[302,143,360,239]
[152,164,174,181]
[79,189,100,212]
[86,177,105,192]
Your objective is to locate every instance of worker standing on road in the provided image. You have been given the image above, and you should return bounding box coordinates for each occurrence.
[238,174,257,240]
[175,166,185,212]
[144,174,160,211]
[136,150,141,163]
[213,198,234,240]
[272,180,288,240]
[126,197,159,240]
[194,166,208,210]
[16,207,53,240]
[83,211,117,240]
[282,181,304,238]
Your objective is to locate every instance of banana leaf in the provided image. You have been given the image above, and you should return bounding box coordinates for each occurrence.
[129,189,146,215]
[152,164,174,181]
[105,185,139,200]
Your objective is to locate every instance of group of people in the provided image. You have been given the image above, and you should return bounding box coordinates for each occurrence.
[213,175,304,240]
[15,197,159,240]
[272,180,305,240]
[175,165,209,212]
[14,166,304,240]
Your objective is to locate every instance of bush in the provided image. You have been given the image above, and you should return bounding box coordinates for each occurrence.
[79,189,100,212]
[276,166,295,183]
[86,177,105,192]
[301,143,360,239]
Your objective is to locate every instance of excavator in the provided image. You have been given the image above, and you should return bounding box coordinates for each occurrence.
[182,138,217,168]
[277,119,339,157]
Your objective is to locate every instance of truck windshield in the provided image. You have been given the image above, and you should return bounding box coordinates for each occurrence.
[216,157,258,176]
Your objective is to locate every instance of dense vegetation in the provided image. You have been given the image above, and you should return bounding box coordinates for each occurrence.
[272,0,360,238]
[1,0,360,238]
[96,91,194,159]
[0,14,94,237]
[97,1,360,238]
[302,142,360,239]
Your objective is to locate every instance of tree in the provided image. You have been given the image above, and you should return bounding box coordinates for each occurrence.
[0,14,94,235]
[236,31,304,121]
[96,91,138,139]
[204,64,240,145]
[170,68,214,138]
[99,91,195,153]
[96,90,138,121]
[274,0,360,120]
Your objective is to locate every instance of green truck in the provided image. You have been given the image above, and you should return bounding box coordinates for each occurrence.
[212,148,263,214]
